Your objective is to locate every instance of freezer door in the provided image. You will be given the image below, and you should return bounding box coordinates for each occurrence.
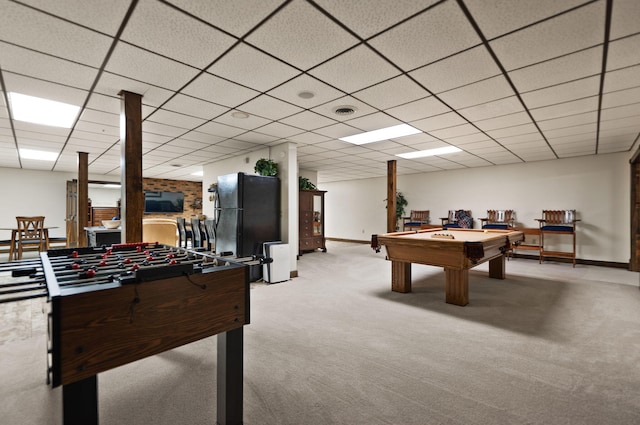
[215,208,242,255]
[216,173,240,209]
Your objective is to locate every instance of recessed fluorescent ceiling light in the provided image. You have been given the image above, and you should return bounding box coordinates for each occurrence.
[339,124,421,145]
[19,148,59,161]
[8,92,80,128]
[396,146,462,159]
[104,184,121,189]
[191,171,203,176]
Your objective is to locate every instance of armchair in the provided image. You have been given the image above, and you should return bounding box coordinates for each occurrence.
[440,210,473,229]
[402,210,430,231]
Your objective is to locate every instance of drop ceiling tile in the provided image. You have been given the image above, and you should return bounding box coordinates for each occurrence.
[197,121,248,139]
[181,131,225,145]
[315,0,439,39]
[537,112,597,131]
[267,74,345,109]
[606,33,640,70]
[167,0,283,38]
[0,43,98,90]
[94,72,174,107]
[202,144,239,155]
[213,111,271,131]
[411,112,468,132]
[105,42,200,91]
[600,117,640,131]
[14,125,70,139]
[314,139,354,150]
[288,131,332,144]
[142,121,186,138]
[217,139,261,150]
[71,129,118,144]
[308,44,401,93]
[80,109,120,127]
[601,103,640,120]
[602,87,640,108]
[4,73,87,107]
[458,96,525,122]
[603,65,640,92]
[237,95,303,121]
[0,1,113,67]
[344,112,402,132]
[515,151,557,162]
[246,0,358,71]
[544,123,596,139]
[369,0,480,71]
[208,43,300,92]
[388,96,452,122]
[475,112,532,132]
[168,138,208,150]
[253,122,301,139]
[508,46,602,92]
[280,111,337,131]
[438,75,514,109]
[430,124,478,139]
[182,72,260,109]
[490,1,605,70]
[464,0,588,40]
[530,97,598,121]
[354,75,430,110]
[147,109,207,130]
[367,140,410,151]
[486,123,538,138]
[521,76,601,109]
[610,0,640,39]
[445,132,492,145]
[410,45,501,94]
[162,94,229,120]
[122,1,236,69]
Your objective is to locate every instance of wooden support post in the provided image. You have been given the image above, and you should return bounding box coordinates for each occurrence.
[119,91,143,243]
[387,160,397,233]
[77,152,88,247]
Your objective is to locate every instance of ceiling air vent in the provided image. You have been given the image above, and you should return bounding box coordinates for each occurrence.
[333,106,357,116]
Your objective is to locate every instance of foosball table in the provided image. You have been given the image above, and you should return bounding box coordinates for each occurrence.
[40,242,254,425]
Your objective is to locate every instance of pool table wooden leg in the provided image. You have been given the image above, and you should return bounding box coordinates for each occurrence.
[445,268,468,306]
[488,255,506,279]
[391,261,412,293]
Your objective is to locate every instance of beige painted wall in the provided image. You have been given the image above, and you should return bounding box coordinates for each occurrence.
[320,152,631,263]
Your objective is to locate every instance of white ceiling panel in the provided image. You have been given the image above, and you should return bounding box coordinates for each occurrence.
[246,0,358,71]
[122,0,236,69]
[308,44,400,93]
[369,0,480,71]
[490,1,605,70]
[0,0,637,181]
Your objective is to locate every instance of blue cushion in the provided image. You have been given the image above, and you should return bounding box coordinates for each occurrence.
[541,225,574,232]
[443,223,461,229]
[404,221,424,227]
[483,223,508,230]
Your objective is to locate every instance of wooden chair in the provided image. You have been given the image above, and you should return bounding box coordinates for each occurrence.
[536,210,579,267]
[440,210,473,229]
[204,218,216,251]
[13,216,46,260]
[177,217,192,248]
[402,210,430,231]
[480,210,516,230]
[190,217,204,249]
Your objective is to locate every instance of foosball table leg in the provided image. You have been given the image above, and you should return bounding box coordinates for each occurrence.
[217,327,244,425]
[63,375,98,425]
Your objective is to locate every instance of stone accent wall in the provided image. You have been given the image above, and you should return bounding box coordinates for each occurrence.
[143,178,203,220]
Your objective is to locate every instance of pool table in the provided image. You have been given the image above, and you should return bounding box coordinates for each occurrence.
[376,228,524,306]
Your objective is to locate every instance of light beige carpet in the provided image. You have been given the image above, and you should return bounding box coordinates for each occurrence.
[1,241,639,424]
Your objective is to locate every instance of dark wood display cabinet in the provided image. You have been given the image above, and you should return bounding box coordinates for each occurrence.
[299,189,326,255]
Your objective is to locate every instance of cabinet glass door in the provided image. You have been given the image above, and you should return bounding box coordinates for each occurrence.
[313,194,322,236]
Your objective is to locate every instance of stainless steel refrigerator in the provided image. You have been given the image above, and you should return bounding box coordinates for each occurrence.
[214,172,280,260]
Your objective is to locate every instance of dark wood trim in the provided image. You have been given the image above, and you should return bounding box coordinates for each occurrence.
[511,252,629,269]
[119,91,143,243]
[326,237,370,244]
[631,158,640,271]
[77,153,88,247]
[387,160,396,233]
